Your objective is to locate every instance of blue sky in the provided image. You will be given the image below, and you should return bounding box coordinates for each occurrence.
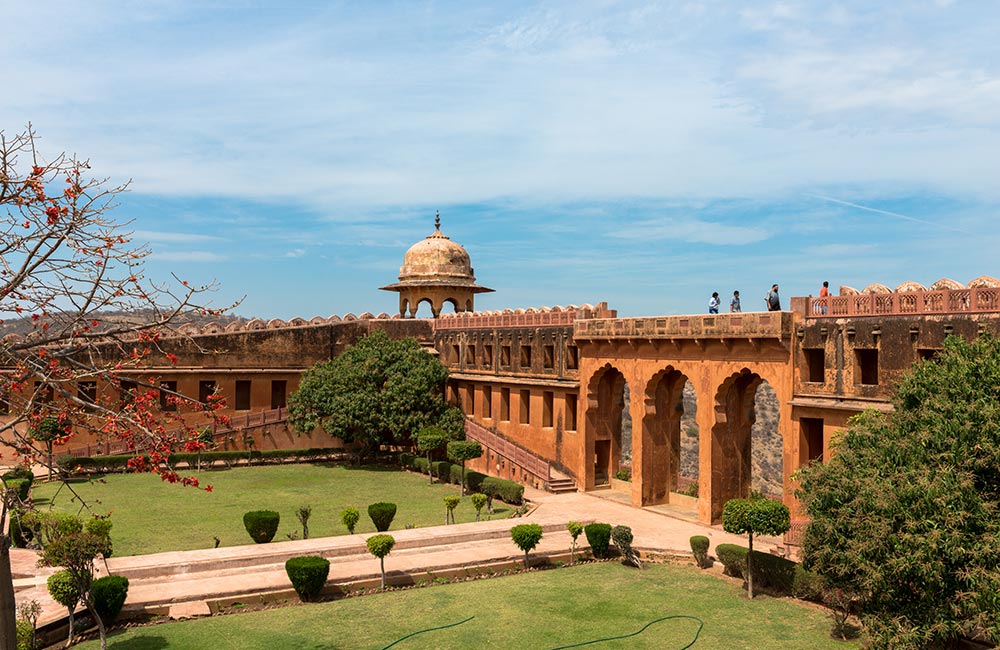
[3,1,999,319]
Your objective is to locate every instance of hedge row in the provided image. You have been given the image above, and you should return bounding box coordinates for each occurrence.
[399,455,522,505]
[715,543,824,601]
[57,448,349,474]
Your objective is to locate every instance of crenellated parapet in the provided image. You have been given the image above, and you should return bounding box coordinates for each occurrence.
[160,312,402,339]
[798,276,1000,318]
[434,302,616,330]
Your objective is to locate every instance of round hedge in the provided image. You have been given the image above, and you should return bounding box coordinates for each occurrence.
[584,523,613,558]
[285,555,330,602]
[690,535,710,568]
[367,502,397,532]
[243,510,280,544]
[92,575,129,625]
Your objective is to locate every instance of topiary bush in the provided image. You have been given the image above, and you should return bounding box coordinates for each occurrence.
[340,507,360,534]
[715,543,748,578]
[690,535,710,569]
[567,521,584,563]
[243,510,280,544]
[470,493,487,521]
[465,470,487,493]
[443,495,460,525]
[2,478,30,502]
[511,523,544,568]
[366,534,396,589]
[48,569,82,647]
[612,525,641,568]
[92,575,129,625]
[750,550,797,595]
[368,502,397,532]
[431,460,454,481]
[2,467,34,486]
[398,452,415,469]
[449,464,465,486]
[412,457,430,474]
[481,477,524,505]
[285,556,330,602]
[584,523,613,559]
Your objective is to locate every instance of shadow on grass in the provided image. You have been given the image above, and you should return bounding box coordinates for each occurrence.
[338,463,403,473]
[107,634,169,649]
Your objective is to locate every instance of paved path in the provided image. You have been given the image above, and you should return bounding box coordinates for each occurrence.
[12,487,766,628]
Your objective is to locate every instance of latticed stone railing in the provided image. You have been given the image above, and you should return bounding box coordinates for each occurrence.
[574,312,793,340]
[464,417,551,481]
[805,287,1000,318]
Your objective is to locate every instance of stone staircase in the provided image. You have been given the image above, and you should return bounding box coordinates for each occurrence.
[547,476,577,493]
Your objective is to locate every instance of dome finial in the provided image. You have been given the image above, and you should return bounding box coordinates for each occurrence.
[435,210,441,231]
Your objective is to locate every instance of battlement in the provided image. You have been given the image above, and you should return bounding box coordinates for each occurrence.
[796,276,1000,319]
[434,302,616,330]
[573,311,793,341]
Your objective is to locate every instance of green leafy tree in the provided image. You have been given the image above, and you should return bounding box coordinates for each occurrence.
[438,406,467,440]
[566,521,583,564]
[798,335,1000,649]
[416,426,449,485]
[470,493,487,521]
[38,528,113,650]
[511,523,544,569]
[443,495,460,525]
[721,496,790,600]
[28,416,69,481]
[366,534,396,589]
[447,440,483,495]
[288,331,451,459]
[340,507,360,534]
[46,570,81,647]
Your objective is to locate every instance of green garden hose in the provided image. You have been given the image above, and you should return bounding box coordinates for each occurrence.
[380,614,703,649]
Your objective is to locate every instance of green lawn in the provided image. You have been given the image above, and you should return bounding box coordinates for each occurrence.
[79,562,858,649]
[31,464,509,556]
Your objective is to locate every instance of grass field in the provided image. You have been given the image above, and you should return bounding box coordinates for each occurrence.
[31,464,510,556]
[77,561,859,649]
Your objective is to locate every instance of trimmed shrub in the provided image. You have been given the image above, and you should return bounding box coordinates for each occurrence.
[567,521,584,563]
[511,523,544,568]
[792,566,826,602]
[752,551,797,595]
[470,493,487,521]
[92,575,129,625]
[3,478,30,502]
[715,543,748,578]
[367,534,396,589]
[614,469,631,481]
[412,457,430,474]
[690,535,710,569]
[398,452,415,469]
[340,507,360,534]
[465,470,487,493]
[584,523,612,559]
[431,460,454,481]
[285,556,330,602]
[368,502,397,532]
[444,495,460,524]
[612,525,641,568]
[481,477,524,505]
[243,510,280,544]
[2,467,34,486]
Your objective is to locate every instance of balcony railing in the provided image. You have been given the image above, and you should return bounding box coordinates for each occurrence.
[805,287,1000,318]
[464,418,550,480]
[574,312,792,340]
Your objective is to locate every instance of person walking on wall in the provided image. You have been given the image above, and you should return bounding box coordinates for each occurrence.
[766,284,781,311]
[708,292,720,314]
[730,290,741,312]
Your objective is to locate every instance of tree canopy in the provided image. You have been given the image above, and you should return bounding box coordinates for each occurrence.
[797,335,1000,649]
[288,330,452,453]
[721,495,789,600]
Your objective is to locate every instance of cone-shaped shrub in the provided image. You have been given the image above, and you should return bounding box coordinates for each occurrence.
[285,556,330,602]
[368,502,397,532]
[690,535,710,568]
[92,575,129,625]
[584,523,612,558]
[243,510,280,544]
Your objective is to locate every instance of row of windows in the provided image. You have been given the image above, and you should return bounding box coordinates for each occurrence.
[458,383,578,431]
[802,347,941,386]
[447,342,578,372]
[1,378,288,415]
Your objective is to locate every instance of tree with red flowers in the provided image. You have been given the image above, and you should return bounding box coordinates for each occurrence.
[0,125,236,650]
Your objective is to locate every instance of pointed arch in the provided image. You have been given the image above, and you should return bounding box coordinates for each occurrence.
[584,363,628,488]
[640,366,689,505]
[710,368,765,522]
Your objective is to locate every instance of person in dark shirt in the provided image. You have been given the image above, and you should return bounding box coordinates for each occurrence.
[766,284,781,311]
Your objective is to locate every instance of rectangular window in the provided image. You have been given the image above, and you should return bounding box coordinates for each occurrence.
[484,345,494,368]
[464,384,475,413]
[270,380,287,409]
[465,345,476,367]
[918,348,939,362]
[160,381,178,412]
[235,380,252,411]
[565,393,578,431]
[450,344,460,364]
[543,345,555,369]
[800,418,824,465]
[855,349,879,385]
[542,391,554,427]
[199,380,216,404]
[519,345,532,369]
[482,385,492,419]
[804,348,825,383]
[500,345,511,368]
[566,345,579,370]
[119,379,137,408]
[519,389,531,424]
[500,387,510,422]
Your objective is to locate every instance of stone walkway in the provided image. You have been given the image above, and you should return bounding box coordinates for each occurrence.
[12,487,767,628]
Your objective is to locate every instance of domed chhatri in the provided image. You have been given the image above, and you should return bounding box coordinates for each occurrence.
[380,212,493,318]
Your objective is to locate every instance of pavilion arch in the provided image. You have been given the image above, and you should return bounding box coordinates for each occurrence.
[710,368,766,522]
[585,363,628,488]
[640,366,689,505]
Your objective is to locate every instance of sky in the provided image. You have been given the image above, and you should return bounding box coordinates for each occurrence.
[3,0,999,319]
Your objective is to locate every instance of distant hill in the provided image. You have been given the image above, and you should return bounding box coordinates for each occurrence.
[0,309,250,338]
